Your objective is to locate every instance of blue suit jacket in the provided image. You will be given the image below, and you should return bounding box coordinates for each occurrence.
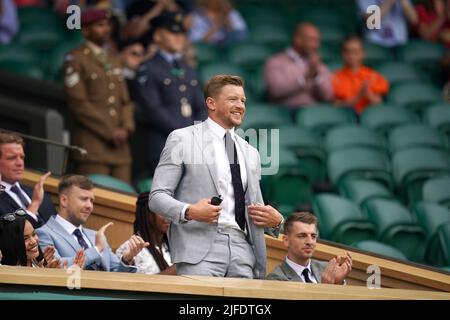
[0,184,57,228]
[36,216,136,273]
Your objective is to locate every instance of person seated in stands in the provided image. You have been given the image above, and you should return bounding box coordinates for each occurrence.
[0,209,86,268]
[357,0,418,53]
[36,174,148,272]
[332,36,389,114]
[116,192,175,274]
[414,0,450,48]
[267,212,352,284]
[0,132,56,228]
[264,23,334,108]
[187,0,247,45]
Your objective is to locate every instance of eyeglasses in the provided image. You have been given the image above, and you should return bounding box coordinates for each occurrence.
[2,209,27,222]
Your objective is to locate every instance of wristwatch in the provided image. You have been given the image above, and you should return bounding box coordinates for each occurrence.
[184,206,192,221]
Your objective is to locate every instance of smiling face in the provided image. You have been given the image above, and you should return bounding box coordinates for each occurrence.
[59,186,94,227]
[206,84,246,129]
[24,220,40,262]
[0,143,25,184]
[283,221,318,266]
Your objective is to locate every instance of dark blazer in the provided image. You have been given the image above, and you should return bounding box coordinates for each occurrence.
[130,52,207,175]
[266,259,328,283]
[0,184,57,228]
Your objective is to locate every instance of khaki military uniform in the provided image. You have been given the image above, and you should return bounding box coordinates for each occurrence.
[63,41,134,182]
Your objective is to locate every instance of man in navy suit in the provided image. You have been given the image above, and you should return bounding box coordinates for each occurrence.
[0,132,56,228]
[131,11,206,177]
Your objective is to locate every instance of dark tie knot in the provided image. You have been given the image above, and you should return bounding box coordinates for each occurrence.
[302,268,313,283]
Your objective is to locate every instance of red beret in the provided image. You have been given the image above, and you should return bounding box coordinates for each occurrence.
[81,8,109,26]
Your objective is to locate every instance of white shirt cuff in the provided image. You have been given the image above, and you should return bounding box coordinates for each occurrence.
[25,210,39,222]
[180,204,189,223]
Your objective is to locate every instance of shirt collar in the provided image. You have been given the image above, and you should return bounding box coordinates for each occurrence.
[86,41,105,56]
[55,214,84,236]
[158,49,183,64]
[1,181,20,192]
[286,47,307,64]
[206,117,235,140]
[285,256,312,278]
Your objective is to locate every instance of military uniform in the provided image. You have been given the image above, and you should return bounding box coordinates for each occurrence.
[63,41,135,182]
[131,51,206,176]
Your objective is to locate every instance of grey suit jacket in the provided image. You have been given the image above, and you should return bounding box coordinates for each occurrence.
[36,216,136,273]
[266,259,327,283]
[149,121,276,279]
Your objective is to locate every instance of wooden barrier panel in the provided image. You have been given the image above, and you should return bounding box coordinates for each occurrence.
[0,266,449,300]
[21,171,450,292]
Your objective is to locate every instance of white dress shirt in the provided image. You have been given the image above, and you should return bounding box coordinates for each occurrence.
[206,117,248,231]
[285,256,318,283]
[116,241,172,274]
[55,214,93,249]
[1,181,38,222]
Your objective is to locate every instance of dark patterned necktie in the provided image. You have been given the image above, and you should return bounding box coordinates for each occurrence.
[302,268,313,283]
[73,229,89,250]
[10,185,30,207]
[224,131,246,231]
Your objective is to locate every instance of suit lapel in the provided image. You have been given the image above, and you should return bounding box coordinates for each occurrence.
[47,216,83,252]
[280,261,304,282]
[194,122,220,195]
[311,259,324,283]
[0,191,20,212]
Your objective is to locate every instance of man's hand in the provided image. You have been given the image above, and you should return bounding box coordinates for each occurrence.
[121,235,149,264]
[112,128,129,146]
[95,222,113,253]
[321,257,338,284]
[187,199,221,223]
[334,252,352,284]
[306,52,321,79]
[73,249,86,269]
[27,171,51,214]
[248,204,283,228]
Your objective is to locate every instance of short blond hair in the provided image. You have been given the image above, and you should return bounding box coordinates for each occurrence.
[203,74,244,100]
[0,132,24,157]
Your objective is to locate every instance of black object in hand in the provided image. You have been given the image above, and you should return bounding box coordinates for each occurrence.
[211,195,223,205]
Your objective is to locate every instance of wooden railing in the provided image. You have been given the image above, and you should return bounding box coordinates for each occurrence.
[20,171,450,292]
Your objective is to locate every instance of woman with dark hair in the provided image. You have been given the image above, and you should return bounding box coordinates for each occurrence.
[0,209,85,268]
[116,192,175,274]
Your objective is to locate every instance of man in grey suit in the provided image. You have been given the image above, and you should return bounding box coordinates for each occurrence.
[266,212,352,284]
[149,75,284,279]
[37,174,148,272]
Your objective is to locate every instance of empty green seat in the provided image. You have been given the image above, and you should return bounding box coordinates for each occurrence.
[353,240,408,261]
[193,43,221,66]
[0,61,44,80]
[312,194,377,245]
[360,104,418,138]
[388,124,448,154]
[423,176,450,208]
[248,25,290,50]
[339,178,392,207]
[387,82,442,116]
[378,62,423,87]
[363,42,393,67]
[88,174,136,194]
[399,40,446,67]
[241,104,291,131]
[0,44,39,65]
[425,222,450,266]
[412,202,450,241]
[278,125,326,183]
[328,147,393,190]
[137,178,153,193]
[392,147,450,204]
[199,62,246,84]
[423,104,450,141]
[227,43,272,70]
[17,26,65,51]
[262,148,311,208]
[325,125,385,153]
[295,105,356,138]
[362,198,426,262]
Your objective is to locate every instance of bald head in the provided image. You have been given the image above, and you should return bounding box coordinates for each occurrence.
[292,23,321,56]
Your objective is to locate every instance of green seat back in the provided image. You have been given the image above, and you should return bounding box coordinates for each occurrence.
[353,240,408,261]
[426,222,450,266]
[241,104,291,131]
[412,202,450,241]
[137,178,153,193]
[388,124,448,154]
[378,62,423,87]
[88,174,136,194]
[339,178,392,207]
[423,176,450,208]
[423,104,450,139]
[325,124,385,153]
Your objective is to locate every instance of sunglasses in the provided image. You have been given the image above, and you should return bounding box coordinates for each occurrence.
[2,209,27,222]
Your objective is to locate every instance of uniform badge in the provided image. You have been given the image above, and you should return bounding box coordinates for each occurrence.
[181,101,192,118]
[65,72,80,87]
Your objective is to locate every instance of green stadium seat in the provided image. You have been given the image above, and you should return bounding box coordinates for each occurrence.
[328,147,393,190]
[422,176,450,208]
[199,62,246,84]
[193,43,221,66]
[425,222,450,266]
[411,202,450,242]
[16,26,65,51]
[312,194,377,245]
[353,240,408,261]
[262,148,312,208]
[278,125,326,183]
[276,204,296,219]
[0,44,39,65]
[362,198,427,262]
[227,43,272,71]
[0,61,45,80]
[324,125,385,153]
[423,104,450,142]
[137,178,153,193]
[387,82,442,116]
[360,104,418,138]
[363,42,393,67]
[392,147,450,204]
[339,178,393,207]
[399,40,446,68]
[317,25,346,48]
[88,174,136,194]
[319,44,341,64]
[378,62,423,87]
[247,25,290,51]
[388,124,448,154]
[241,104,291,131]
[295,105,356,138]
